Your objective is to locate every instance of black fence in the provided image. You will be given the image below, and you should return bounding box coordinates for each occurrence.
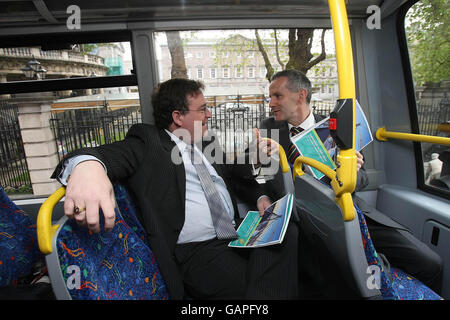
[50,103,142,160]
[0,102,31,193]
[207,99,334,156]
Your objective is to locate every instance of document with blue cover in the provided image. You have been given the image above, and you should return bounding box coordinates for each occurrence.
[290,117,337,180]
[290,100,373,180]
[228,194,294,248]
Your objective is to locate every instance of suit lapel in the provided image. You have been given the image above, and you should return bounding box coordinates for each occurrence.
[158,129,186,209]
[278,122,290,152]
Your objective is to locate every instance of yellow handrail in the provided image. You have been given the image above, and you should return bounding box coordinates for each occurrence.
[37,186,66,254]
[293,156,337,181]
[376,127,450,145]
[327,0,357,221]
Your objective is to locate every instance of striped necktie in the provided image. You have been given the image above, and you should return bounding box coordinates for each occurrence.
[287,126,304,165]
[187,144,238,240]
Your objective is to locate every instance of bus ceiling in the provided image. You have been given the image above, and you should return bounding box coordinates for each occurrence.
[0,0,410,34]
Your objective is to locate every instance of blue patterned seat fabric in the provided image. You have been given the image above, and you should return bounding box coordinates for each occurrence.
[355,204,441,300]
[0,185,41,287]
[56,183,169,300]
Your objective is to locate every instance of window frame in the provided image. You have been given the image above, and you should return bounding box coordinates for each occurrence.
[397,0,450,199]
[0,31,137,95]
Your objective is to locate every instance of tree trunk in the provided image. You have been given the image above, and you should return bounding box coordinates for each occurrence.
[165,31,187,79]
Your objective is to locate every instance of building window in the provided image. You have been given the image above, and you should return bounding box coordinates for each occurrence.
[210,67,217,79]
[222,67,230,78]
[197,67,203,79]
[260,67,266,78]
[248,66,255,78]
[235,65,243,78]
[196,52,203,58]
[209,51,216,58]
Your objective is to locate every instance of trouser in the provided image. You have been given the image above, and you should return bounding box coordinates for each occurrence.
[174,222,299,299]
[366,216,443,294]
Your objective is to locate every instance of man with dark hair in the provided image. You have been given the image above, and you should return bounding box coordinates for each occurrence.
[52,78,300,300]
[253,69,443,294]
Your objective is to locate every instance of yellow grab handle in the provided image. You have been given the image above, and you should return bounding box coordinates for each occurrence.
[37,186,66,254]
[293,156,337,181]
[293,155,355,221]
[376,127,450,145]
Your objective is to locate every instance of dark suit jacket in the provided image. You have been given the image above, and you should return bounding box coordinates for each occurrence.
[52,123,265,299]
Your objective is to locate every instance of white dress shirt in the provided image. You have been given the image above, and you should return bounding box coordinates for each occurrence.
[287,109,316,133]
[165,130,235,244]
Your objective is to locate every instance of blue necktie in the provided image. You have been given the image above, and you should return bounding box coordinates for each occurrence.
[188,144,238,240]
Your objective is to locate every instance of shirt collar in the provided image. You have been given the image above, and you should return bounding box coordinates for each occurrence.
[165,129,200,154]
[165,129,188,153]
[287,110,316,132]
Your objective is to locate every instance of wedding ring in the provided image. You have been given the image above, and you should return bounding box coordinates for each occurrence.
[74,206,85,215]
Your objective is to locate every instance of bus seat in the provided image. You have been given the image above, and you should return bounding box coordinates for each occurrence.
[356,204,441,300]
[44,183,170,300]
[0,185,41,287]
[295,174,442,300]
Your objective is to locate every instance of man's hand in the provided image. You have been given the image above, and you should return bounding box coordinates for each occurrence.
[356,150,364,172]
[64,160,116,233]
[256,195,272,216]
[252,128,279,166]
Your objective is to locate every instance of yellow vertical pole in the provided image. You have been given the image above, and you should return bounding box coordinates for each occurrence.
[328,0,357,221]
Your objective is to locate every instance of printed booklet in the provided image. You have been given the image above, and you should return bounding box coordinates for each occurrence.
[228,193,294,248]
[290,100,373,180]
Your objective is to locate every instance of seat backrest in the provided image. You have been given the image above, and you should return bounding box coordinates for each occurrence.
[295,174,442,300]
[0,185,41,287]
[45,184,170,300]
[294,174,381,299]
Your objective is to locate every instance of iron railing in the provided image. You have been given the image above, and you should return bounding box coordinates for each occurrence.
[0,102,31,192]
[50,103,142,160]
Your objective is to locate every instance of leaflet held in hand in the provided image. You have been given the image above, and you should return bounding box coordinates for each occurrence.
[229,194,293,248]
[290,100,373,180]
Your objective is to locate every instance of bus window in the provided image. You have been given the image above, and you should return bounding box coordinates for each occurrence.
[154,29,338,159]
[405,0,450,192]
[0,41,139,196]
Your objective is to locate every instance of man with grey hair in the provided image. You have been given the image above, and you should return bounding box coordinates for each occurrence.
[254,69,443,296]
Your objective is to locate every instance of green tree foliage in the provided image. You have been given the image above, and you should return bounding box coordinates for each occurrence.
[406,0,449,86]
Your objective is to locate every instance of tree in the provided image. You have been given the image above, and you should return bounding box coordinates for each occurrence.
[212,29,329,83]
[255,28,328,81]
[406,0,449,86]
[165,31,188,78]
